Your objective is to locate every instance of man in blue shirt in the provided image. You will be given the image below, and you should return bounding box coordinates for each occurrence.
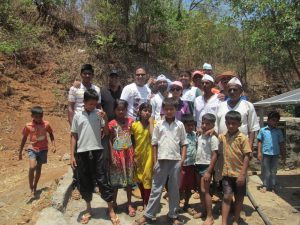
[257,111,285,193]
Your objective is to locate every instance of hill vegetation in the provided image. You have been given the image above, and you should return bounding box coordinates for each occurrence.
[0,0,299,99]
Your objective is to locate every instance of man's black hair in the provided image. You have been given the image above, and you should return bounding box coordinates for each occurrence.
[114,99,128,110]
[31,106,43,115]
[84,89,99,102]
[268,111,280,121]
[225,110,241,122]
[81,64,94,73]
[181,114,195,123]
[135,65,147,73]
[162,97,179,109]
[202,113,216,124]
[180,70,192,77]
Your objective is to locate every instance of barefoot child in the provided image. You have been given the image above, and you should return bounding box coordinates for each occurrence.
[131,103,154,210]
[70,89,119,224]
[179,114,197,215]
[194,113,218,225]
[134,97,188,225]
[108,99,136,217]
[257,111,285,193]
[19,106,56,196]
[220,111,251,225]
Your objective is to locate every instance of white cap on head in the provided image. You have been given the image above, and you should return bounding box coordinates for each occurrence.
[203,63,212,70]
[202,74,214,83]
[228,77,242,87]
[156,74,168,82]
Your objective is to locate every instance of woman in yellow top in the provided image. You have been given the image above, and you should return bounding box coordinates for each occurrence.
[131,102,154,209]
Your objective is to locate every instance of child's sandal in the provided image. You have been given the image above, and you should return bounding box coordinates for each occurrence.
[169,217,184,225]
[80,213,91,224]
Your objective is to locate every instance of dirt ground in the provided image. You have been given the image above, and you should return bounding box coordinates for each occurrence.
[0,52,71,224]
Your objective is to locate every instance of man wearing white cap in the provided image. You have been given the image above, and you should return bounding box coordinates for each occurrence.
[214,77,260,181]
[194,74,221,129]
[203,63,213,75]
[150,74,170,120]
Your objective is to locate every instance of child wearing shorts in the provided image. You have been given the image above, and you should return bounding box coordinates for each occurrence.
[219,111,251,225]
[19,106,56,196]
[179,114,197,215]
[194,113,218,225]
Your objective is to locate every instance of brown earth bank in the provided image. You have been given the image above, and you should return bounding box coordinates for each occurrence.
[0,48,72,224]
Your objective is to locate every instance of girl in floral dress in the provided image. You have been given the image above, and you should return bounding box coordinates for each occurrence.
[108,99,136,217]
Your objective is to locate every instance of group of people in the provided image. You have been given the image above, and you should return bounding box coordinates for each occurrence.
[18,63,286,225]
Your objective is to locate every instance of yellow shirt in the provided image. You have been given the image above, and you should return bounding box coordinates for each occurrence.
[219,131,251,177]
[131,121,153,189]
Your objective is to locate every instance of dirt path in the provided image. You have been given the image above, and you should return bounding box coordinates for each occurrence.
[0,61,71,224]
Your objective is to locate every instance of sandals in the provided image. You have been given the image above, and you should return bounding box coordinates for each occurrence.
[80,213,92,224]
[193,212,207,219]
[110,216,121,225]
[128,205,136,217]
[169,217,184,225]
[72,188,81,200]
[106,210,121,225]
[182,204,196,216]
[134,216,152,225]
[259,187,267,193]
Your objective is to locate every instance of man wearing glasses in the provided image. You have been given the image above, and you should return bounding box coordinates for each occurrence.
[120,66,151,120]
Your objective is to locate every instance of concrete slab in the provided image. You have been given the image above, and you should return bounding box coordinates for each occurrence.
[63,189,264,225]
[247,174,300,225]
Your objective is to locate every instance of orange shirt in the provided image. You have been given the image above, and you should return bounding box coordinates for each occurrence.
[211,88,220,94]
[22,120,53,151]
[219,131,251,177]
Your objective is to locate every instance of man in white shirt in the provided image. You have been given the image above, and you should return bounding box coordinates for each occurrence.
[194,74,221,129]
[215,77,260,148]
[214,77,260,182]
[120,67,151,120]
[67,64,102,197]
[150,74,170,121]
[68,64,101,126]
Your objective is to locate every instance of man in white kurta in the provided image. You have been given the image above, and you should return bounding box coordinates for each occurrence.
[194,74,221,128]
[214,77,260,181]
[150,74,170,121]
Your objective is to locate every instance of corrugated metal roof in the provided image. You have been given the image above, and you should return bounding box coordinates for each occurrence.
[254,88,300,107]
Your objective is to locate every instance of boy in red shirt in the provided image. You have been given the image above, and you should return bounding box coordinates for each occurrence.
[19,106,56,196]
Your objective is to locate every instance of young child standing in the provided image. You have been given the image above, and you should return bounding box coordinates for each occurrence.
[179,114,197,215]
[257,111,285,193]
[19,106,56,196]
[131,103,153,210]
[219,111,251,225]
[108,99,136,217]
[70,89,119,225]
[134,97,188,225]
[194,113,218,225]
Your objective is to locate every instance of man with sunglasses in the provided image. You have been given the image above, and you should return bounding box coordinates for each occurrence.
[120,66,151,120]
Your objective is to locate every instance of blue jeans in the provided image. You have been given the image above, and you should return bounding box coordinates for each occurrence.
[262,154,279,189]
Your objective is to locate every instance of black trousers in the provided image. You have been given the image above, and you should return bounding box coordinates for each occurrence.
[76,149,113,202]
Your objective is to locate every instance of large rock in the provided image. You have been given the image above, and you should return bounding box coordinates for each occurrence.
[51,168,73,211]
